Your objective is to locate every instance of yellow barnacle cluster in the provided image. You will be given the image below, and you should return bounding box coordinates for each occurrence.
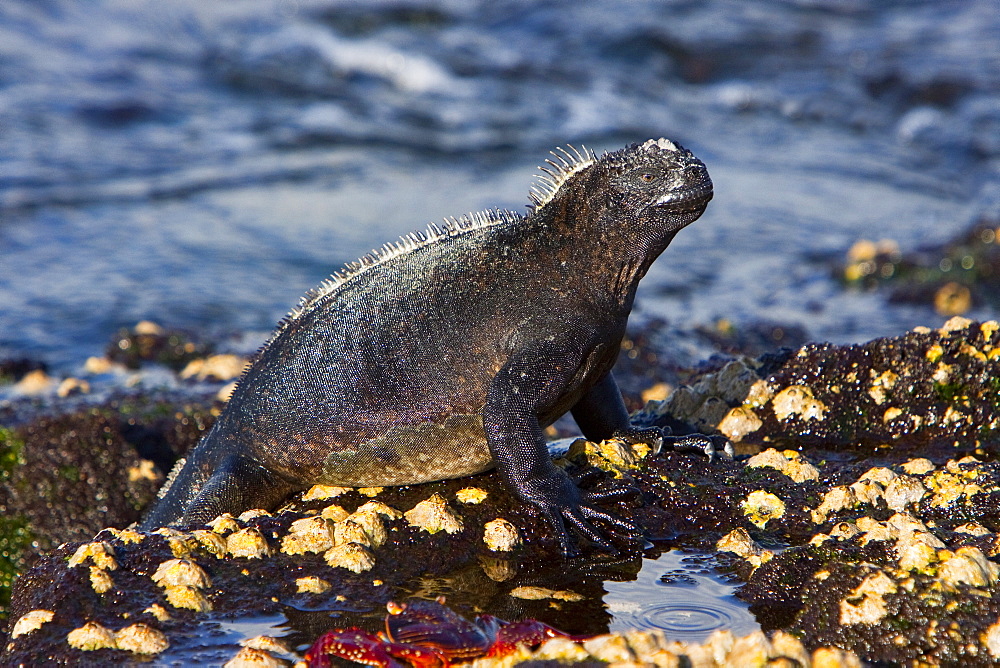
[404,493,464,535]
[925,457,987,508]
[456,487,489,504]
[226,528,273,560]
[741,490,786,529]
[68,541,119,595]
[716,528,774,570]
[279,500,402,573]
[746,448,819,483]
[152,558,213,613]
[10,610,55,640]
[67,621,169,655]
[483,518,522,552]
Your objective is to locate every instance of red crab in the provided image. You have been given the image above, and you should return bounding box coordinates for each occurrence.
[306,596,587,667]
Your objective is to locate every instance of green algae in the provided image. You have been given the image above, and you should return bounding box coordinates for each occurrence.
[0,428,33,621]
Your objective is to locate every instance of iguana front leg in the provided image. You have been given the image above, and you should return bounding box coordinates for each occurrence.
[574,371,734,461]
[572,371,663,447]
[483,343,640,556]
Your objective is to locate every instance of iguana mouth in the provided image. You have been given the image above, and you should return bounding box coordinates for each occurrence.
[653,181,714,211]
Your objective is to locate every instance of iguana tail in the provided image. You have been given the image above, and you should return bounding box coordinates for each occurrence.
[138,425,296,530]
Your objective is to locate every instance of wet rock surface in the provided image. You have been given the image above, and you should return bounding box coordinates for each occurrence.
[653,315,1000,453]
[3,318,1000,665]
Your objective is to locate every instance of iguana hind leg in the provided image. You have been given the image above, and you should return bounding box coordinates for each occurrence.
[178,454,298,527]
[139,437,297,530]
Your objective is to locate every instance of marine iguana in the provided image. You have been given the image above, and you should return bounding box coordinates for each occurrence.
[140,138,720,554]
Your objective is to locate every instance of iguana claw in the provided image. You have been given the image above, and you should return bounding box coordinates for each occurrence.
[664,433,735,461]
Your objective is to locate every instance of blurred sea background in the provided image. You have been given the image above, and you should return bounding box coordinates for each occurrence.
[1,0,999,371]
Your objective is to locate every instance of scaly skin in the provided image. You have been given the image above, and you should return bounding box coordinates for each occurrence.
[140,138,715,554]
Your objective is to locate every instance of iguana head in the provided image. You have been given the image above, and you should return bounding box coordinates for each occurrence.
[605,138,712,224]
[529,138,712,234]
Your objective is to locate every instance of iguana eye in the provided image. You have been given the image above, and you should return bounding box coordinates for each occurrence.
[613,166,669,192]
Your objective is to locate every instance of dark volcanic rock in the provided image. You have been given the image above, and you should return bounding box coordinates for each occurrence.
[4,319,1000,665]
[0,359,48,385]
[840,215,1000,316]
[0,395,216,637]
[655,316,1000,455]
[106,321,214,371]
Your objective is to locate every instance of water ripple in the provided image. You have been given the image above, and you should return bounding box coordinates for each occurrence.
[604,550,758,643]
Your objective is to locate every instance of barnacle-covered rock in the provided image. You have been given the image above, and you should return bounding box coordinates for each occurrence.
[281,516,336,555]
[115,528,145,544]
[726,630,772,666]
[455,487,488,504]
[67,541,117,571]
[332,519,370,548]
[883,474,927,511]
[164,584,213,612]
[154,528,197,558]
[901,458,935,475]
[227,528,273,559]
[144,604,171,622]
[225,635,296,667]
[243,635,294,656]
[566,435,654,473]
[89,566,114,594]
[356,500,403,519]
[404,493,463,535]
[533,636,590,662]
[741,490,786,528]
[937,546,1000,589]
[209,513,241,535]
[67,621,117,651]
[581,634,634,663]
[151,558,212,589]
[655,317,1000,453]
[115,623,170,655]
[745,448,819,483]
[811,486,857,524]
[772,385,827,422]
[9,317,1000,667]
[955,522,991,537]
[717,528,773,569]
[191,529,228,556]
[839,569,897,625]
[717,405,763,442]
[224,646,288,667]
[320,504,350,522]
[10,610,54,639]
[341,509,388,547]
[295,576,331,594]
[986,620,1000,660]
[324,542,375,573]
[302,484,350,501]
[500,624,861,668]
[483,518,521,552]
[237,509,271,522]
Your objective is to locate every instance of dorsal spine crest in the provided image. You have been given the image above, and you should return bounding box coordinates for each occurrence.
[265,208,522,346]
[527,144,596,213]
